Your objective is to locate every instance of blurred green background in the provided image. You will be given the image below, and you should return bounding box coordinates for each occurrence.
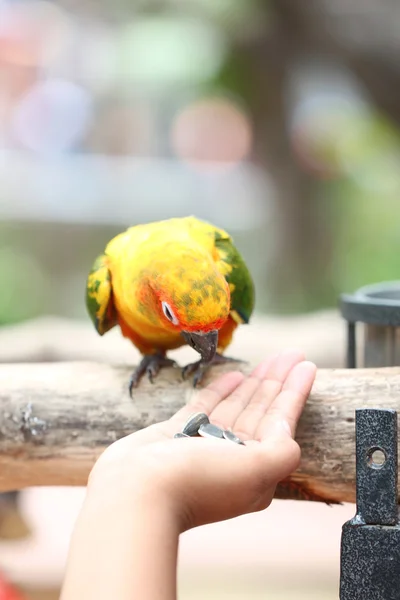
[1,0,400,328]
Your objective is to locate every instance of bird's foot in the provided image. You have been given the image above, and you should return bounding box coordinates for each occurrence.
[182,352,245,388]
[129,353,178,396]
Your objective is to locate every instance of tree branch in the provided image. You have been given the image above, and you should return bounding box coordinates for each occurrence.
[1,360,399,504]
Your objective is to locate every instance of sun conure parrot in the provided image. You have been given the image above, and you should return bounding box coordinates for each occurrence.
[85,216,255,395]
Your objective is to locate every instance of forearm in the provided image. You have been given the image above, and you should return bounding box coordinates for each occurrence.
[60,476,180,600]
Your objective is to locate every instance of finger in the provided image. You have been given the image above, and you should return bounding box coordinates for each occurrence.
[249,356,276,379]
[97,371,244,456]
[167,370,245,430]
[244,437,302,490]
[256,361,317,441]
[207,357,277,430]
[232,349,306,440]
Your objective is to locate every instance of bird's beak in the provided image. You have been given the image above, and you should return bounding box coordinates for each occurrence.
[181,330,218,363]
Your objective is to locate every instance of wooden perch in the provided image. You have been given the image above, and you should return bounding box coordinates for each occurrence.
[1,360,400,503]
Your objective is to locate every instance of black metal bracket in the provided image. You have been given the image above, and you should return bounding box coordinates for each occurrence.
[339,281,400,368]
[340,408,400,599]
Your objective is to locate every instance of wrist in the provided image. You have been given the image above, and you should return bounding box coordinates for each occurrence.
[62,459,181,600]
[86,449,185,532]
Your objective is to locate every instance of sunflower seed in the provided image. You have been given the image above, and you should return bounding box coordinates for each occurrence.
[198,423,225,439]
[223,430,246,445]
[182,412,210,436]
[174,432,190,438]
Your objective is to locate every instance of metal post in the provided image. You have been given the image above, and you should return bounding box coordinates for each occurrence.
[340,408,400,599]
[347,321,356,368]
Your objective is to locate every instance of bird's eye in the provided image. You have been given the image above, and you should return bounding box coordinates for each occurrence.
[162,301,179,325]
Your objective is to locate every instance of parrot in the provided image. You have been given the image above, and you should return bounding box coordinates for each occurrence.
[85,216,255,395]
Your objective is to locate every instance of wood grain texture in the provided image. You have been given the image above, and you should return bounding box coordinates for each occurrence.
[1,360,400,503]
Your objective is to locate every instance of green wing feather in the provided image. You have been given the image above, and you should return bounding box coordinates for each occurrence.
[213,230,255,324]
[85,254,118,335]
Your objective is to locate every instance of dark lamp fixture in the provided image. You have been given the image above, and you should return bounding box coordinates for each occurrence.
[339,281,400,368]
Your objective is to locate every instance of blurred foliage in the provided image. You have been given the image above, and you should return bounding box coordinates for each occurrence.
[1,0,400,326]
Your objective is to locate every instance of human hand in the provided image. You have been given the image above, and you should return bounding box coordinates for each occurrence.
[88,350,316,532]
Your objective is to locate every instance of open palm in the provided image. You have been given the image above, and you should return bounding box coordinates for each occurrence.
[90,349,316,530]
[115,349,316,449]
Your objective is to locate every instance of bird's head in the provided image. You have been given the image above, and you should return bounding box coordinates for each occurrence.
[142,250,230,363]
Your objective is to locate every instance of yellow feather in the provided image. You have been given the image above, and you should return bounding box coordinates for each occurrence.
[104,216,232,352]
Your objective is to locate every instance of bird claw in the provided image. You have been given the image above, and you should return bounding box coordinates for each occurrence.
[182,361,207,387]
[182,353,245,388]
[129,354,178,397]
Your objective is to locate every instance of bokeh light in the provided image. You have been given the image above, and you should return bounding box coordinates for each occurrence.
[11,78,92,153]
[0,0,73,68]
[170,96,253,170]
[290,94,362,179]
[118,15,228,87]
[290,92,400,197]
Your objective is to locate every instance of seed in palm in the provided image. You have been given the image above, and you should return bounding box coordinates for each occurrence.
[198,423,225,439]
[182,412,210,436]
[223,430,245,445]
